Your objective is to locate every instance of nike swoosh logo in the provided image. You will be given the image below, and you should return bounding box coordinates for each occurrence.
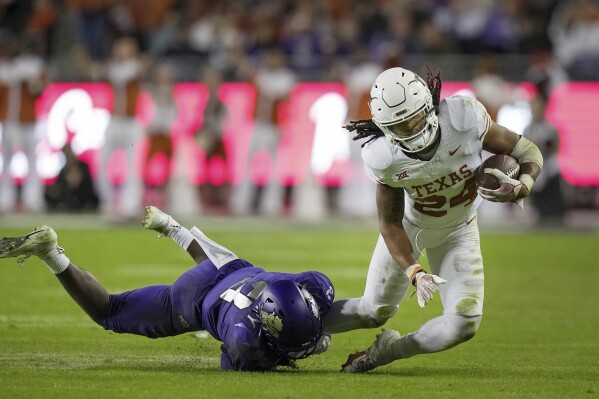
[449,145,461,156]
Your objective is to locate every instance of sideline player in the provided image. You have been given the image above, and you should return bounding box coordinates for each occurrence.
[0,206,333,371]
[322,66,543,372]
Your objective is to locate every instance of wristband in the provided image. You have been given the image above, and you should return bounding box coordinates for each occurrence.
[511,137,543,169]
[404,264,425,286]
[519,173,535,193]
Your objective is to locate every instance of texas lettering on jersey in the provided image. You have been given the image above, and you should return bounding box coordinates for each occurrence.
[362,95,489,228]
[409,165,477,218]
[411,164,472,197]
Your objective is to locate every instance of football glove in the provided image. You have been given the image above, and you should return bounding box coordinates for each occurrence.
[477,168,525,203]
[409,271,447,308]
[312,334,331,355]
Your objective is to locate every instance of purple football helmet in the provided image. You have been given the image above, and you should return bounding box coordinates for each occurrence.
[256,280,323,359]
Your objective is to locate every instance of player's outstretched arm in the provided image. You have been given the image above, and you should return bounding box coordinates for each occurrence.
[376,184,446,308]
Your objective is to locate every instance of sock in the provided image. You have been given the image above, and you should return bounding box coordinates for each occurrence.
[38,246,71,274]
[190,227,238,269]
[166,223,194,251]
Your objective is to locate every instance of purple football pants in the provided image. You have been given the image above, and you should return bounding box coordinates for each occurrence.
[101,261,218,338]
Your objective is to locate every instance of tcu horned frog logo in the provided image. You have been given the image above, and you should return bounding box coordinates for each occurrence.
[260,310,284,338]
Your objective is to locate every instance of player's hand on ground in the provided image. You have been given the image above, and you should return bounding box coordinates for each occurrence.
[312,334,331,355]
[411,272,447,308]
[477,168,525,203]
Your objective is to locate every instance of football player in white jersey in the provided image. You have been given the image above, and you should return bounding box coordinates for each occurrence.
[322,66,544,373]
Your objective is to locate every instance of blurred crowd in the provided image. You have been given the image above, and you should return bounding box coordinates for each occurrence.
[2,0,599,82]
[1,0,599,225]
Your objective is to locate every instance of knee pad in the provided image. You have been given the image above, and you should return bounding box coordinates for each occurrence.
[357,302,398,328]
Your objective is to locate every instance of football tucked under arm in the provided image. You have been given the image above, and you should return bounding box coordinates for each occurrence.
[476,154,520,191]
[477,136,543,204]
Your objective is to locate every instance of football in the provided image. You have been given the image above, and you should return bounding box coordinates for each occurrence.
[476,154,520,190]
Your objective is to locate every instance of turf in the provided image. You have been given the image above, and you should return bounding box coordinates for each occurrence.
[0,220,598,399]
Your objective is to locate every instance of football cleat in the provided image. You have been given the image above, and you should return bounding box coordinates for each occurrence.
[142,206,180,236]
[0,225,60,266]
[341,329,402,373]
[341,351,375,373]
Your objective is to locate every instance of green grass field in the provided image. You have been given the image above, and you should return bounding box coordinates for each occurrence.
[1,217,598,399]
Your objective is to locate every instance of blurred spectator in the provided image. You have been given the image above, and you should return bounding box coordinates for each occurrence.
[127,0,177,54]
[433,0,494,53]
[526,49,568,96]
[143,60,177,210]
[44,142,99,212]
[344,46,381,122]
[279,3,323,81]
[549,0,599,80]
[50,43,100,82]
[0,0,33,34]
[416,16,458,54]
[25,0,58,57]
[479,0,523,53]
[522,0,559,52]
[0,37,47,213]
[247,48,296,215]
[98,37,145,220]
[67,0,111,60]
[196,67,229,214]
[471,54,511,121]
[523,94,566,224]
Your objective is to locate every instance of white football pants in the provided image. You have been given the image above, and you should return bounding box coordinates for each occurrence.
[0,122,43,212]
[324,216,484,358]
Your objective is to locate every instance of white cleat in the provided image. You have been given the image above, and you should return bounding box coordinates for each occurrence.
[142,206,180,236]
[341,329,402,373]
[0,225,59,266]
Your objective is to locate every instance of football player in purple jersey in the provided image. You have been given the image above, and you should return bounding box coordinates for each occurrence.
[0,206,334,371]
[324,66,543,373]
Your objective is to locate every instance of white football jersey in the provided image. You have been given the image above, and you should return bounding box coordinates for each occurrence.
[362,95,492,228]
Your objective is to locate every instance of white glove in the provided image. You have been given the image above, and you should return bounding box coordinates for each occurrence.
[477,168,524,203]
[312,334,331,355]
[287,334,330,359]
[410,272,447,308]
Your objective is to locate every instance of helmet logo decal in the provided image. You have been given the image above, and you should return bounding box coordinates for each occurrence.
[305,294,320,319]
[260,309,283,338]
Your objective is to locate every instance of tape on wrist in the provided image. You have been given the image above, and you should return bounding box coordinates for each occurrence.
[511,137,544,169]
[519,173,535,193]
[404,263,425,286]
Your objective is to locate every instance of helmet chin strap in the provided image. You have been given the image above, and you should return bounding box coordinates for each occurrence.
[388,109,438,153]
[399,127,441,160]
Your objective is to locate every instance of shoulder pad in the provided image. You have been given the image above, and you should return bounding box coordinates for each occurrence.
[361,137,394,171]
[443,95,482,132]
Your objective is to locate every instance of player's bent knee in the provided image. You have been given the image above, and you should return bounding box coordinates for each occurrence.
[358,304,398,328]
[448,314,482,347]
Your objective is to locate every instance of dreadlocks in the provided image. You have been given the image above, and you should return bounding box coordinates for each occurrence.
[344,66,443,148]
[344,119,384,147]
[424,65,442,113]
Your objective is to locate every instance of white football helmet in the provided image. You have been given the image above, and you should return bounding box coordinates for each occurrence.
[369,67,439,153]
